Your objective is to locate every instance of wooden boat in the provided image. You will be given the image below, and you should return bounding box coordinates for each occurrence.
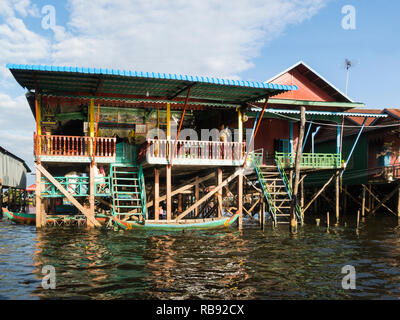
[2,208,36,225]
[114,212,240,231]
[2,208,108,225]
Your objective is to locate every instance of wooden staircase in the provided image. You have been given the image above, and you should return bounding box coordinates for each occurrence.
[111,164,147,222]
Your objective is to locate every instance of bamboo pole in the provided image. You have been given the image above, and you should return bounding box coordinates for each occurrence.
[166,165,172,220]
[88,164,95,228]
[335,171,340,225]
[361,185,366,217]
[326,211,330,228]
[217,169,223,217]
[195,176,199,217]
[238,170,243,230]
[303,173,338,213]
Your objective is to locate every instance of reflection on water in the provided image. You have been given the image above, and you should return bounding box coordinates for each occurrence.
[1,214,400,299]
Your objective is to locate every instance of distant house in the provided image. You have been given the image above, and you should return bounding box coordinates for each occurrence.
[0,146,31,189]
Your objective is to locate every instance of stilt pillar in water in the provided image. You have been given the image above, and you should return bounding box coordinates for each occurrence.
[237,169,243,230]
[259,195,263,229]
[35,169,44,228]
[154,168,159,220]
[87,164,95,228]
[361,185,366,217]
[335,171,340,225]
[217,168,223,217]
[397,184,400,219]
[195,176,199,216]
[166,165,172,220]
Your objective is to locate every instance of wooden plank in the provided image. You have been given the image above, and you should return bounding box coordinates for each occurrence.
[176,169,241,220]
[243,197,260,220]
[36,164,101,227]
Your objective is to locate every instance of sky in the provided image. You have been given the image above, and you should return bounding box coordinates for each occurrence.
[0,0,399,183]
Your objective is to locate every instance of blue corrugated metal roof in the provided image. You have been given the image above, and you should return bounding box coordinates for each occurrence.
[250,108,388,118]
[6,63,298,91]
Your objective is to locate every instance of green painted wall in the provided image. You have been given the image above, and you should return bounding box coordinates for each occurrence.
[306,135,368,187]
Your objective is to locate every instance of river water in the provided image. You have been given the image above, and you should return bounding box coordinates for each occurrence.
[1,214,400,300]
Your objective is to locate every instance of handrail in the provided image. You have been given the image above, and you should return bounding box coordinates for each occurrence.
[34,134,116,158]
[251,152,277,225]
[275,156,303,224]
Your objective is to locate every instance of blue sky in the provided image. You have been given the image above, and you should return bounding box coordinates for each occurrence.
[0,0,399,178]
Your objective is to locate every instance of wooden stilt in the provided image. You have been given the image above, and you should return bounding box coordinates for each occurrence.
[238,169,243,230]
[154,168,159,220]
[361,185,366,217]
[178,193,182,215]
[290,106,305,233]
[303,173,339,213]
[195,176,199,217]
[300,177,304,210]
[87,165,95,228]
[262,199,266,230]
[259,196,263,229]
[335,171,340,225]
[35,169,42,228]
[217,169,223,217]
[166,165,172,220]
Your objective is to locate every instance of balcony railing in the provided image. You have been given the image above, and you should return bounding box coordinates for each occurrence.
[276,152,342,169]
[34,134,116,161]
[145,139,245,166]
[41,176,111,198]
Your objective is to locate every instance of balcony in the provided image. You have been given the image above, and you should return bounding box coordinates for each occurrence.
[143,139,245,166]
[275,152,342,169]
[34,134,116,163]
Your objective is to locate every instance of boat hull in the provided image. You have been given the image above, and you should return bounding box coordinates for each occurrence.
[114,213,240,231]
[2,208,108,225]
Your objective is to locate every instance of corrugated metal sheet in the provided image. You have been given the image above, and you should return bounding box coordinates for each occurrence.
[0,151,28,188]
[250,108,388,118]
[7,64,298,106]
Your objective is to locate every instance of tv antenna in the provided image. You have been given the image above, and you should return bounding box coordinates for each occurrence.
[343,58,359,96]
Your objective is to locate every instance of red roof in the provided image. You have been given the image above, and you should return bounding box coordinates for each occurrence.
[384,109,400,119]
[346,109,384,126]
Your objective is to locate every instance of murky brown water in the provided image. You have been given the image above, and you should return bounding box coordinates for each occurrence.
[1,214,400,300]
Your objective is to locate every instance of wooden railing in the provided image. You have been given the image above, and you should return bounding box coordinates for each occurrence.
[146,139,245,163]
[34,134,116,158]
[275,152,342,169]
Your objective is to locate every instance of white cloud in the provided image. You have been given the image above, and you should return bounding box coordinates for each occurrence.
[0,0,329,170]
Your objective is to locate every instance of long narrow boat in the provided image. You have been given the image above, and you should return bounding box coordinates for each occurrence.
[114,212,240,231]
[2,208,35,225]
[1,208,108,225]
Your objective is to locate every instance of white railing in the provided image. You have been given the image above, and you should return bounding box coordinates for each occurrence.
[146,139,245,164]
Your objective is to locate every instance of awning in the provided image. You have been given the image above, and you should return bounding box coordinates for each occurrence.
[7,64,297,106]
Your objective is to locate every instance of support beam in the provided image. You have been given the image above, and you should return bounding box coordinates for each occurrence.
[166,165,172,220]
[217,169,223,217]
[146,172,215,208]
[291,106,305,233]
[368,185,399,216]
[195,176,199,217]
[238,170,243,229]
[176,170,241,220]
[362,184,397,216]
[303,172,339,213]
[154,168,159,221]
[35,169,43,228]
[335,171,340,224]
[88,165,95,228]
[36,164,101,227]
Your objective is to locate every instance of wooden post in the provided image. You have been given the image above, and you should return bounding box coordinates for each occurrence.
[259,196,263,229]
[88,164,95,228]
[300,177,304,210]
[178,193,182,215]
[290,106,305,234]
[195,176,199,216]
[0,178,2,214]
[217,169,223,217]
[166,165,172,220]
[361,185,366,217]
[326,211,330,228]
[154,168,159,220]
[262,199,266,230]
[397,185,400,219]
[238,170,243,230]
[335,171,340,225]
[35,169,43,228]
[357,210,360,229]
